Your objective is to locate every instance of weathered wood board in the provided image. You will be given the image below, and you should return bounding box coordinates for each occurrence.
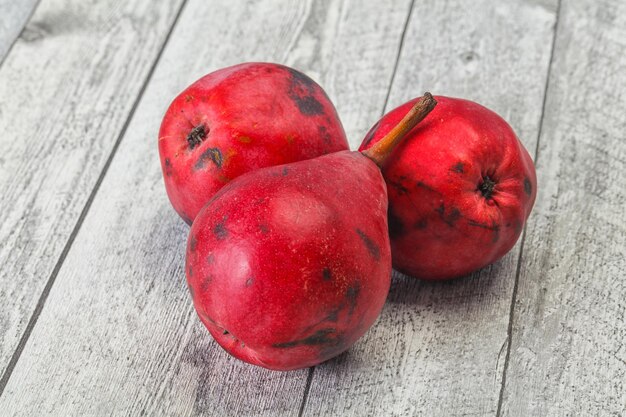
[0,0,412,415]
[500,0,626,415]
[0,0,185,384]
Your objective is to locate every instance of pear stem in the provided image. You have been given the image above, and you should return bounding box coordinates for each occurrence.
[361,92,437,167]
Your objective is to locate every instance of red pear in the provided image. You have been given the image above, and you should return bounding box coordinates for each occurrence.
[186,94,437,370]
[159,62,348,224]
[360,96,537,280]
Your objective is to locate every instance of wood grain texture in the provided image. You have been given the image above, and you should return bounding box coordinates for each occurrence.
[0,0,39,62]
[0,0,185,381]
[301,1,558,416]
[500,0,626,415]
[0,0,412,415]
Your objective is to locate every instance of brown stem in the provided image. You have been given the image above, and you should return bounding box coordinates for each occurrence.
[361,92,437,167]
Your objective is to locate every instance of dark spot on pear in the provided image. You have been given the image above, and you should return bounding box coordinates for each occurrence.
[346,282,361,315]
[293,95,324,115]
[325,309,340,322]
[388,178,409,195]
[194,147,223,170]
[318,125,332,144]
[356,229,380,261]
[200,276,212,292]
[286,67,316,88]
[245,278,254,287]
[282,167,289,176]
[272,328,339,348]
[434,203,462,227]
[187,265,193,278]
[416,180,438,194]
[164,158,173,176]
[222,329,229,335]
[259,224,269,234]
[187,124,208,150]
[319,340,348,360]
[452,162,465,173]
[213,217,228,240]
[414,218,428,230]
[206,253,215,264]
[189,235,198,252]
[443,207,462,227]
[524,177,532,196]
[362,120,381,148]
[467,220,501,243]
[213,223,227,240]
[322,268,332,281]
[287,68,324,116]
[467,220,498,230]
[388,204,406,238]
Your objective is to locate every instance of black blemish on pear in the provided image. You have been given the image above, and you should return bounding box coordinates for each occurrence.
[272,328,340,348]
[194,147,223,170]
[187,124,208,150]
[524,177,532,196]
[164,158,173,176]
[213,218,228,240]
[414,218,428,230]
[346,282,361,315]
[318,125,332,144]
[451,162,465,173]
[356,229,381,261]
[286,68,324,116]
[322,268,332,281]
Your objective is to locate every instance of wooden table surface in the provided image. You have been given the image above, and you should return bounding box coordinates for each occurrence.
[0,0,624,416]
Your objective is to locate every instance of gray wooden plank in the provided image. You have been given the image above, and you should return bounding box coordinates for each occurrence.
[302,0,558,416]
[0,0,39,62]
[500,0,626,415]
[0,0,412,415]
[0,0,186,383]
